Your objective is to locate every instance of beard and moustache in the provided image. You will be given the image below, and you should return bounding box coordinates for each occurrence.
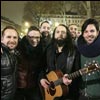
[41,31,49,38]
[55,38,66,47]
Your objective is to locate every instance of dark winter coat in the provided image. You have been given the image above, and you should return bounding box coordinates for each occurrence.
[1,44,17,100]
[17,36,44,88]
[77,33,100,98]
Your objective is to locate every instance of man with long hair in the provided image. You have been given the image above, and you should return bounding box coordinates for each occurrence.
[40,24,81,100]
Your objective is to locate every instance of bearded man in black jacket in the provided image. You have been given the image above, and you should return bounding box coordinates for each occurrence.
[1,26,19,100]
[40,24,81,100]
[39,21,52,51]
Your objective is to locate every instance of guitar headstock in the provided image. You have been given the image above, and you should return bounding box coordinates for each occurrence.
[80,60,100,75]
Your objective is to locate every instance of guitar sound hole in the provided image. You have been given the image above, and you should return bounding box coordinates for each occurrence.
[49,81,56,96]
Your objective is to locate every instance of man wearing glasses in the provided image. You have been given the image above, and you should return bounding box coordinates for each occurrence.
[14,26,44,100]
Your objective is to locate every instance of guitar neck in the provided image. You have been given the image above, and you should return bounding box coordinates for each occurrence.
[54,70,81,86]
[67,70,82,79]
[54,62,99,86]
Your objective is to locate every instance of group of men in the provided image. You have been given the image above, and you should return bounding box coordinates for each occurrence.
[1,18,100,100]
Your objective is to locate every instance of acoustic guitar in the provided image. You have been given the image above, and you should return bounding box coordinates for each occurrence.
[40,61,100,100]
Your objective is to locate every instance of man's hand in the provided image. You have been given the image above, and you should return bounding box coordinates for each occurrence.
[62,74,72,85]
[40,79,50,89]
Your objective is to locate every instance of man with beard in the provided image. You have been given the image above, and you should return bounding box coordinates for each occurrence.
[1,26,19,100]
[68,24,79,46]
[14,26,43,100]
[77,18,100,100]
[39,24,81,100]
[40,21,52,51]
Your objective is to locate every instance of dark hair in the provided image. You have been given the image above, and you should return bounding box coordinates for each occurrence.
[82,18,99,35]
[27,26,40,35]
[52,24,74,55]
[40,21,50,27]
[68,24,78,28]
[2,26,19,37]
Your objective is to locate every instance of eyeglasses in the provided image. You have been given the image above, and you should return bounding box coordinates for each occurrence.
[27,35,40,40]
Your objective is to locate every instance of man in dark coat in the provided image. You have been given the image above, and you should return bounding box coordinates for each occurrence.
[39,24,81,100]
[40,21,52,51]
[14,26,44,100]
[77,18,100,100]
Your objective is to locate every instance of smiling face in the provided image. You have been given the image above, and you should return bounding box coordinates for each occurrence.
[83,24,99,44]
[27,30,41,47]
[69,24,78,39]
[1,29,19,50]
[40,22,51,36]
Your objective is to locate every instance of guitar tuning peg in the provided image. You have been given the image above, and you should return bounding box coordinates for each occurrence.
[84,63,87,67]
[92,60,98,65]
[88,62,91,66]
[92,60,96,63]
[88,73,91,76]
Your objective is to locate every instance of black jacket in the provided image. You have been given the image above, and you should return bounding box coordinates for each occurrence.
[40,43,81,100]
[1,44,17,100]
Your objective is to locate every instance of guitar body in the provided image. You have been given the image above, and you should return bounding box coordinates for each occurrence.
[41,70,68,100]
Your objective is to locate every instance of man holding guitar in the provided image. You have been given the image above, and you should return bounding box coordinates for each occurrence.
[77,18,100,100]
[39,24,81,100]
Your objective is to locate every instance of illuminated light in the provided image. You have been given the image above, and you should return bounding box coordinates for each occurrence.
[24,28,28,33]
[21,33,23,35]
[20,33,24,38]
[48,20,52,25]
[55,22,59,27]
[25,22,29,27]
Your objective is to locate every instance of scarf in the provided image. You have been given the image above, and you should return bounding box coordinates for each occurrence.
[77,34,100,57]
